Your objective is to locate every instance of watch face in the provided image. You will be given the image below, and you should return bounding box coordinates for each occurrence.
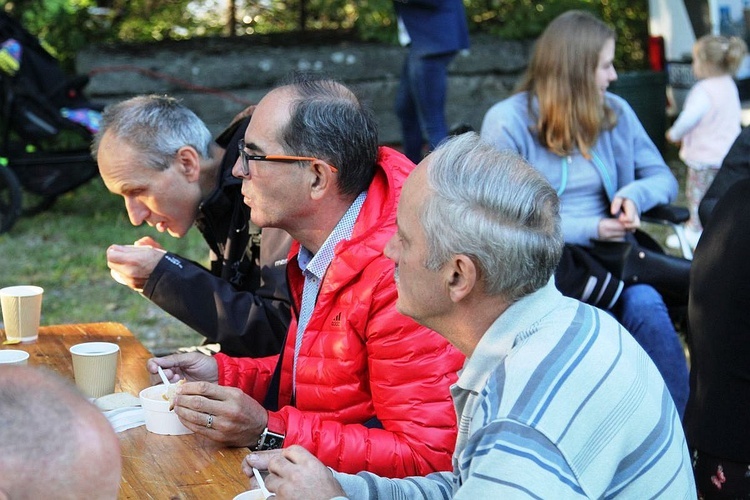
[264,433,284,449]
[257,430,285,451]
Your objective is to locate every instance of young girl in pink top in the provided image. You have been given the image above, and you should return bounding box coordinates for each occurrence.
[666,35,747,248]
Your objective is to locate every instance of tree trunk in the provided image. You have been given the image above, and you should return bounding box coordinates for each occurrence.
[683,0,711,37]
[227,0,236,37]
[299,0,308,32]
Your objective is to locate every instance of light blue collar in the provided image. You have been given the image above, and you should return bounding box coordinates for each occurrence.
[558,150,615,200]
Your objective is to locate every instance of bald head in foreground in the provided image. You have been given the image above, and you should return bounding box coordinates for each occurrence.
[0,366,121,500]
[244,132,696,499]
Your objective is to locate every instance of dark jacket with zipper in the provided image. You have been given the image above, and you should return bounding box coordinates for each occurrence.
[142,116,292,357]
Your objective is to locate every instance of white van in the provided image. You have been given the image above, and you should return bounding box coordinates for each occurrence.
[650,0,750,121]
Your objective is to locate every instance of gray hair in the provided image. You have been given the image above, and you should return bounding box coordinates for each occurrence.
[422,133,563,302]
[91,94,214,170]
[0,366,118,497]
[278,73,378,197]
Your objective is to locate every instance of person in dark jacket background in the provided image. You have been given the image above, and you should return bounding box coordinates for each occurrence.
[698,125,750,228]
[92,95,292,357]
[686,176,750,498]
[393,0,469,163]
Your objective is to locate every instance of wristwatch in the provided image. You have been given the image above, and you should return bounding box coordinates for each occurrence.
[254,413,285,451]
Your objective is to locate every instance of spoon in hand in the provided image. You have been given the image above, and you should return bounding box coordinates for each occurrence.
[157,366,178,410]
[253,467,274,498]
[157,365,171,387]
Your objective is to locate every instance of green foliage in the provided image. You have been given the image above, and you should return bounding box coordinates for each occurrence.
[601,0,651,71]
[6,0,100,70]
[3,0,650,79]
[351,0,397,43]
[462,0,649,71]
[464,0,594,39]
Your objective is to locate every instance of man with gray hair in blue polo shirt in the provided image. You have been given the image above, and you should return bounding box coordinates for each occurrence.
[243,132,695,499]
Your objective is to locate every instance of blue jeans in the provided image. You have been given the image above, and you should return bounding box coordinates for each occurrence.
[396,50,456,163]
[615,284,689,418]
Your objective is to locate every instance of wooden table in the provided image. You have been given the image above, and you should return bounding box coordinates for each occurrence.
[0,322,251,499]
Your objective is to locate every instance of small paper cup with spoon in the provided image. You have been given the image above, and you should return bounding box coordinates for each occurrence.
[139,382,192,435]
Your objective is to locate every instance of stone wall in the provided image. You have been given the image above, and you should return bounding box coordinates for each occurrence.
[76,34,532,143]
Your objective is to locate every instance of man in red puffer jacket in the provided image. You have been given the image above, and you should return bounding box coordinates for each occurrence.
[148,73,464,478]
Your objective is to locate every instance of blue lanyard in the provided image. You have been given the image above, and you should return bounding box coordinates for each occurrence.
[558,151,615,200]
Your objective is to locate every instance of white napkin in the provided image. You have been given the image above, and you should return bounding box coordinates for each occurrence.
[104,406,145,433]
[95,392,145,433]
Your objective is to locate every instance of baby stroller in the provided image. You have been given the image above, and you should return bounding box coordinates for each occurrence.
[0,12,101,234]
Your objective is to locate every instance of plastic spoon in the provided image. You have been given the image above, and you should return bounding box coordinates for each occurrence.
[253,467,274,498]
[157,365,180,410]
[157,365,171,387]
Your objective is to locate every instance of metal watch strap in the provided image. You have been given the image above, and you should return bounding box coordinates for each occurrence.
[255,428,285,451]
[254,413,285,451]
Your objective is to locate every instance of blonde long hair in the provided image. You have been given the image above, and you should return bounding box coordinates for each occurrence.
[516,10,617,158]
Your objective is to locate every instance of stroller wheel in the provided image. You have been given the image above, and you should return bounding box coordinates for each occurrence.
[0,164,23,234]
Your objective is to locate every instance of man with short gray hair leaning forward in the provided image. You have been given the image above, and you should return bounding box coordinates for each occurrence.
[243,132,696,499]
[93,96,292,357]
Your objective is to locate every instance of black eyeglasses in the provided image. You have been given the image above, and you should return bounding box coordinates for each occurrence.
[237,139,338,175]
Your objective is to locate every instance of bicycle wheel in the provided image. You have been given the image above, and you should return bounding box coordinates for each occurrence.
[0,164,23,234]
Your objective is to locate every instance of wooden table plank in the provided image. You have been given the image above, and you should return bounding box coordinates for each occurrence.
[1,323,251,499]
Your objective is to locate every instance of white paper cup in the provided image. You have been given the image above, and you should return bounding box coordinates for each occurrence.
[69,342,120,399]
[233,489,266,500]
[139,384,193,435]
[1,285,44,343]
[0,349,30,365]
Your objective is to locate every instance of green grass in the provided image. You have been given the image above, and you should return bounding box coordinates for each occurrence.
[0,177,207,355]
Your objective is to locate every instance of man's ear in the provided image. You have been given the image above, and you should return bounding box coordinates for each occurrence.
[175,146,202,182]
[309,159,336,201]
[446,254,477,303]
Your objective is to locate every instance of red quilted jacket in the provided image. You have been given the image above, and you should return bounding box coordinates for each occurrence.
[215,146,464,477]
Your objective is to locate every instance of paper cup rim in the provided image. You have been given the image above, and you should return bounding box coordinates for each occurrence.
[139,384,172,408]
[0,350,30,363]
[232,489,265,500]
[139,385,193,435]
[0,285,44,297]
[70,342,120,356]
